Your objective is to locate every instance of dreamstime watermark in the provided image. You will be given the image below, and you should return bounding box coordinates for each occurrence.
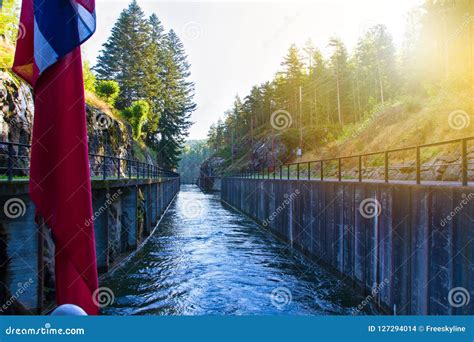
[351,102,388,138]
[182,199,206,219]
[359,198,381,219]
[182,21,203,41]
[16,22,26,40]
[262,189,300,227]
[92,287,115,308]
[5,323,85,336]
[3,197,26,219]
[270,109,292,131]
[85,189,122,227]
[270,286,292,310]
[448,287,470,308]
[448,110,470,130]
[440,193,474,228]
[0,278,33,313]
[93,112,113,131]
[352,278,389,314]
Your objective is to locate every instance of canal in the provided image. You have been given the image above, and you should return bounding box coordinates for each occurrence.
[102,185,375,315]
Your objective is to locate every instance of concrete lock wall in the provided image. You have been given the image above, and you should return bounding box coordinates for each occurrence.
[221,178,474,315]
[0,177,180,314]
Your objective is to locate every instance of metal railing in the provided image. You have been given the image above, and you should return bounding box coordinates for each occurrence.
[230,137,474,186]
[0,141,179,181]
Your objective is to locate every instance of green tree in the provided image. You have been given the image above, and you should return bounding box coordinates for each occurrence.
[122,100,151,140]
[355,25,397,110]
[328,37,349,124]
[0,0,19,42]
[156,30,196,168]
[83,61,96,93]
[95,80,120,105]
[95,0,150,108]
[142,14,166,147]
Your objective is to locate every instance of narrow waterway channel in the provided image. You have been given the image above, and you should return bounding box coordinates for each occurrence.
[102,185,375,315]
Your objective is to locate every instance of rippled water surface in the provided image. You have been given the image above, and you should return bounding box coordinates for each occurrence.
[102,185,373,315]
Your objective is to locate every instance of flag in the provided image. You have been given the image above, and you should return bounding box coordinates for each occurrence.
[12,0,99,315]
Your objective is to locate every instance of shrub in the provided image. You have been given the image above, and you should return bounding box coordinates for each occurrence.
[122,100,150,140]
[95,80,120,105]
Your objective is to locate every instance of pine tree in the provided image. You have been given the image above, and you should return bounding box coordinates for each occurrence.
[94,1,196,168]
[328,37,349,124]
[95,0,150,108]
[143,14,166,147]
[156,30,196,168]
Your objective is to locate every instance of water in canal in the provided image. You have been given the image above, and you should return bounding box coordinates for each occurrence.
[102,185,375,315]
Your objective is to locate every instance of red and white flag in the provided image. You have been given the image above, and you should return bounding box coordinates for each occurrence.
[13,0,99,314]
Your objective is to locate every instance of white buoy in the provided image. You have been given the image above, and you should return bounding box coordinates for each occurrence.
[50,304,88,316]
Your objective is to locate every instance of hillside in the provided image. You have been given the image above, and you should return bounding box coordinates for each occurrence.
[202,0,474,181]
[298,90,474,163]
[202,88,474,183]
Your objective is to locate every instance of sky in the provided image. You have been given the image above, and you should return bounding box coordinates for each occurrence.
[83,0,424,140]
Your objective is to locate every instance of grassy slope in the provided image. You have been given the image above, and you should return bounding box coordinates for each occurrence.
[296,90,474,164]
[221,89,474,174]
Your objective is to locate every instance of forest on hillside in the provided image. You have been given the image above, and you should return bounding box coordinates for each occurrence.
[177,140,211,183]
[207,0,473,172]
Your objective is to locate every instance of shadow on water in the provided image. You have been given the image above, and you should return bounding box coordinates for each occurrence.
[101,185,377,315]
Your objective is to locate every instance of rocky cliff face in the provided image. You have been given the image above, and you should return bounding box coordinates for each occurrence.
[200,134,289,178]
[0,70,144,175]
[0,70,33,144]
[249,135,289,170]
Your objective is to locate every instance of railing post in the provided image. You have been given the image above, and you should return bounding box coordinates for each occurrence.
[297,163,300,180]
[287,165,290,180]
[461,139,468,186]
[268,167,270,179]
[128,160,132,179]
[358,155,362,182]
[117,159,121,179]
[103,156,107,180]
[308,162,311,180]
[338,158,342,181]
[320,160,323,181]
[7,143,13,181]
[384,151,389,183]
[416,147,421,184]
[280,166,282,179]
